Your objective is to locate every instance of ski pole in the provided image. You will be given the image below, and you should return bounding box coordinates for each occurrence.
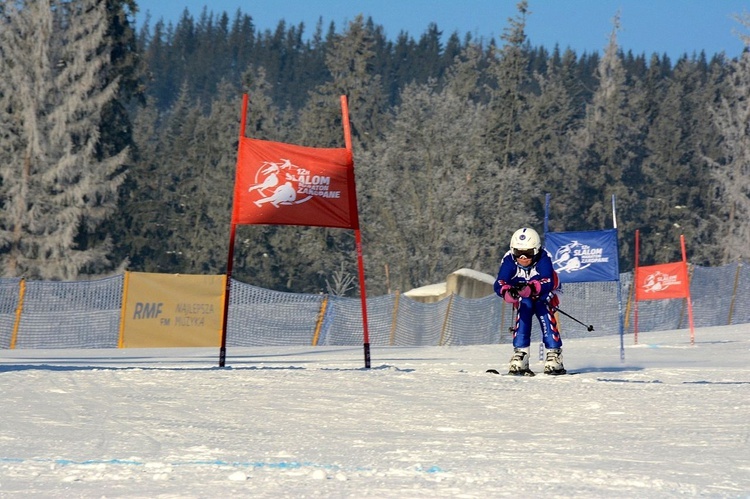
[555,307,594,332]
[508,306,518,334]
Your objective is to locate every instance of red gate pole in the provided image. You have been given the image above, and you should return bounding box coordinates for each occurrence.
[218,93,249,368]
[681,235,695,345]
[634,229,640,345]
[340,95,371,368]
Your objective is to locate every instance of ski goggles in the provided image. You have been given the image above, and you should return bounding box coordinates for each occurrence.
[512,248,536,260]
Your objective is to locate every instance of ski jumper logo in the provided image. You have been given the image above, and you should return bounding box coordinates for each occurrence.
[247,158,342,208]
[552,240,609,274]
[641,270,682,294]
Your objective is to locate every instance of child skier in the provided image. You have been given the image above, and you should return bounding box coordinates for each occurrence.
[493,227,565,375]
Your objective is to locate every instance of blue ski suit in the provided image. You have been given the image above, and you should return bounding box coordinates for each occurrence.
[493,249,562,350]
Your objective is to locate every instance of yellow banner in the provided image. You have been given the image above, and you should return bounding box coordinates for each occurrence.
[120,272,226,348]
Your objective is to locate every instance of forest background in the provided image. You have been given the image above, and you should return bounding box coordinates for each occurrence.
[1,0,750,296]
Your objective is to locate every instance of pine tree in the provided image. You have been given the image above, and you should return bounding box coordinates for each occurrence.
[267,14,390,293]
[297,14,388,151]
[0,0,128,280]
[119,83,198,273]
[519,63,580,225]
[570,12,644,264]
[115,93,166,271]
[707,51,750,264]
[357,50,505,292]
[641,57,718,265]
[100,0,143,158]
[486,0,531,171]
[166,82,237,274]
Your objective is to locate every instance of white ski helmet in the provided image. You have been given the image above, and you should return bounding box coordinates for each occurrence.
[510,227,541,255]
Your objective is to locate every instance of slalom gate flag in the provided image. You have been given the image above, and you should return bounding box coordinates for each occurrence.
[545,229,620,283]
[233,137,358,229]
[635,262,689,301]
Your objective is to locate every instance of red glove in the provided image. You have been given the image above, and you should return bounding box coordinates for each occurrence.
[518,280,541,298]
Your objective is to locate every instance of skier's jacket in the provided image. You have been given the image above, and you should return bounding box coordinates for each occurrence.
[493,248,560,307]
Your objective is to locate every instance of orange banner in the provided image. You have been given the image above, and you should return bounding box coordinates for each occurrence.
[233,137,358,229]
[635,262,689,301]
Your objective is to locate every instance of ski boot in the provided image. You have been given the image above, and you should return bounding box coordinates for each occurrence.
[508,347,535,376]
[544,348,566,375]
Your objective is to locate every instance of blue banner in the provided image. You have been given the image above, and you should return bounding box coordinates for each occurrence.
[545,229,620,283]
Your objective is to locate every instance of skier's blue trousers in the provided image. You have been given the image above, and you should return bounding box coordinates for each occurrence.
[512,296,562,349]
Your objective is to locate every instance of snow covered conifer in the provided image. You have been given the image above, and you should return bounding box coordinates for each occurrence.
[0,0,127,279]
[702,14,750,264]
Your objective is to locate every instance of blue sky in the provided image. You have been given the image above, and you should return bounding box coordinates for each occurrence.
[134,1,750,60]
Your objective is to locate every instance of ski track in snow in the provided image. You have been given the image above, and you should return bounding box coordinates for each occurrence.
[0,325,749,498]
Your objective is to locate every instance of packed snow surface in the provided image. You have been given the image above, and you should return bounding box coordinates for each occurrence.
[1,325,748,497]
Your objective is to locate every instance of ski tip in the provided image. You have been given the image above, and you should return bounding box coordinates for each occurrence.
[487,368,536,377]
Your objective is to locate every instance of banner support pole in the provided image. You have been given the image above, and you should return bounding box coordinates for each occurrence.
[681,235,695,345]
[612,194,618,229]
[218,93,249,367]
[634,229,640,345]
[340,95,371,368]
[612,194,624,360]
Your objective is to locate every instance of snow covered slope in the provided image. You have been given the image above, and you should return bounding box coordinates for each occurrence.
[0,325,748,497]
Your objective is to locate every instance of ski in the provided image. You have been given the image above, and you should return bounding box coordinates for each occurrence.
[486,368,578,376]
[486,368,535,377]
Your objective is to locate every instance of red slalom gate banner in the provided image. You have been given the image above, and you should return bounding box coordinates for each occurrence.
[219,94,371,369]
[633,231,694,344]
[635,262,689,301]
[232,137,358,230]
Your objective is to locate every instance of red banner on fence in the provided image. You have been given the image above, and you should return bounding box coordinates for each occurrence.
[232,137,358,229]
